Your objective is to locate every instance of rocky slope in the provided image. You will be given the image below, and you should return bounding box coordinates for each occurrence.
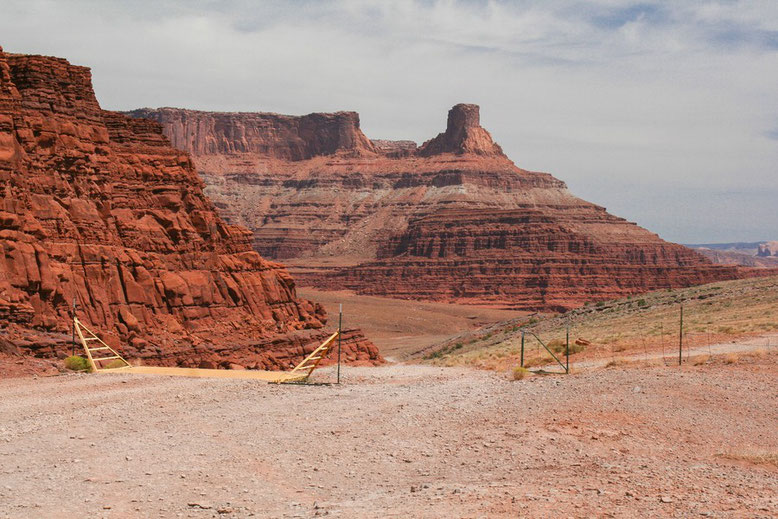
[129,104,747,310]
[0,48,381,374]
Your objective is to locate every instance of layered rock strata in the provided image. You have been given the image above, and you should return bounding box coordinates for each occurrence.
[130,104,746,310]
[0,48,382,371]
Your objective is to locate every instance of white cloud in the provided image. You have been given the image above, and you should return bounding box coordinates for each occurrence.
[1,0,776,242]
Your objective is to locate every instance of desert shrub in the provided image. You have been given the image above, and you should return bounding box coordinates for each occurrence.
[547,339,584,355]
[64,355,90,372]
[527,317,539,325]
[523,356,547,368]
[595,301,605,308]
[548,339,566,353]
[512,367,530,381]
[637,299,648,308]
[104,359,128,369]
[692,355,710,366]
[453,342,464,350]
[568,342,584,354]
[724,353,739,364]
[424,350,444,360]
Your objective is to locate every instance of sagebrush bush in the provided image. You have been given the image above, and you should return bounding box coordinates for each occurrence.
[548,339,565,353]
[548,339,584,355]
[568,342,585,355]
[64,355,90,372]
[104,359,128,369]
[512,366,530,381]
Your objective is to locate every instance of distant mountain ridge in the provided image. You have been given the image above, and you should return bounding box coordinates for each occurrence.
[686,241,778,267]
[684,242,768,250]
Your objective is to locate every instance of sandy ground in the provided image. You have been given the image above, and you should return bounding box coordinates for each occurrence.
[1,351,777,518]
[297,287,521,360]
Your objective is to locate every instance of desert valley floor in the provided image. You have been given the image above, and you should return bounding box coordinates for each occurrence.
[1,341,777,518]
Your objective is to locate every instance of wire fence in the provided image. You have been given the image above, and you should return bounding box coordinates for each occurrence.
[522,303,777,370]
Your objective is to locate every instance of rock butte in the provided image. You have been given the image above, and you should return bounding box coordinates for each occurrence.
[130,104,754,311]
[0,48,382,372]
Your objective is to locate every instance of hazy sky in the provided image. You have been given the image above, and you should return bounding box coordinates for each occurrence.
[2,0,776,243]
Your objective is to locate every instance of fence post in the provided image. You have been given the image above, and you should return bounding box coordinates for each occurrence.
[678,304,683,366]
[337,303,342,384]
[71,297,77,357]
[566,324,570,374]
[520,331,525,368]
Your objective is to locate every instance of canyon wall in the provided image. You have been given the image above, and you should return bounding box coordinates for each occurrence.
[130,104,746,310]
[0,48,381,374]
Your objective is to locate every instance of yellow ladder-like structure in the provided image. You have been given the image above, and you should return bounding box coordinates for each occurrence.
[73,316,340,383]
[74,317,131,372]
[281,331,340,383]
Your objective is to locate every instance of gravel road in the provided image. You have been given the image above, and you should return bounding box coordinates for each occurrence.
[1,354,776,518]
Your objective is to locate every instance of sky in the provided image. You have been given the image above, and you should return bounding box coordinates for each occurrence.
[1,0,777,243]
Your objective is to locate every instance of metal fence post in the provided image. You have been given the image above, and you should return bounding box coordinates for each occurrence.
[566,324,570,374]
[71,297,77,357]
[520,331,525,368]
[337,303,342,384]
[679,304,683,366]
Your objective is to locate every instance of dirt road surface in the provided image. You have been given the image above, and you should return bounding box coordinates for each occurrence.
[1,354,777,518]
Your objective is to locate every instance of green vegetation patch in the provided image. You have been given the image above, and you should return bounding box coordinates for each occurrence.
[64,355,90,372]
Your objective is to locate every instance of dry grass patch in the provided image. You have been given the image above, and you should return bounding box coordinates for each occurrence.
[523,356,550,368]
[511,366,530,381]
[724,353,739,365]
[424,276,778,372]
[692,355,710,366]
[605,358,627,368]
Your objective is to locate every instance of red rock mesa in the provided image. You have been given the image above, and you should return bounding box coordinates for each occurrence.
[130,103,746,311]
[0,48,381,372]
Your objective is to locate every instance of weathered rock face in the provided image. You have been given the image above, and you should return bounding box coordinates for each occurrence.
[333,209,745,310]
[128,107,376,160]
[418,104,505,157]
[757,242,778,257]
[0,48,382,372]
[130,103,747,310]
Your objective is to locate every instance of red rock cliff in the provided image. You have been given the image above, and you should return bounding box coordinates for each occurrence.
[0,48,382,373]
[418,104,504,157]
[128,107,377,160]
[129,103,747,310]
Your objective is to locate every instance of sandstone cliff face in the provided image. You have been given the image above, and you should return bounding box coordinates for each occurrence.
[418,104,505,156]
[128,107,377,160]
[0,48,382,372]
[130,104,746,310]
